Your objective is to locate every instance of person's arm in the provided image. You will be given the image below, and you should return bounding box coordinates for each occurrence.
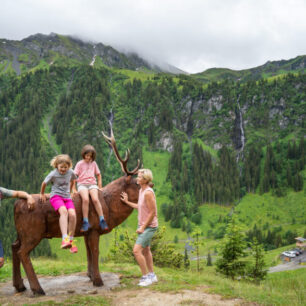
[97,173,102,190]
[121,192,138,209]
[136,192,156,234]
[40,182,47,203]
[72,180,78,194]
[70,180,75,197]
[12,190,35,210]
[73,163,79,194]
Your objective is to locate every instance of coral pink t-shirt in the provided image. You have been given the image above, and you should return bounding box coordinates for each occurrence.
[74,160,101,185]
[138,187,158,228]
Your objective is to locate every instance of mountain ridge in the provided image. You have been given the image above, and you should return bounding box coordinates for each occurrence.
[0,32,185,75]
[193,55,306,82]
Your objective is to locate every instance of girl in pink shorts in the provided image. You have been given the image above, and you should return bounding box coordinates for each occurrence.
[40,154,78,253]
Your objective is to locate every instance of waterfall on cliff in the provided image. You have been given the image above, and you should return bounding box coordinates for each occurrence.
[236,96,245,162]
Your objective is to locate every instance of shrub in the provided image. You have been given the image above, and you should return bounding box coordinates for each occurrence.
[108,226,184,268]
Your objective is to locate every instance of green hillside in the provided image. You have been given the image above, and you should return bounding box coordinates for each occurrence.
[192,55,306,83]
[0,35,305,261]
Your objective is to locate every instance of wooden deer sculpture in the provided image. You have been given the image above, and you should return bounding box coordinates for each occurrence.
[12,130,140,295]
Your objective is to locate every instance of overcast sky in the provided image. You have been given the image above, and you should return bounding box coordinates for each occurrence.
[1,0,305,73]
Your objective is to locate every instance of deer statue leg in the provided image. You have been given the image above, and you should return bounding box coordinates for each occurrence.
[87,230,103,286]
[84,234,93,280]
[12,238,26,292]
[18,238,45,295]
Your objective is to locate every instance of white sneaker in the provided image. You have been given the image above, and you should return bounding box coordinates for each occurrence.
[138,275,153,287]
[149,273,158,283]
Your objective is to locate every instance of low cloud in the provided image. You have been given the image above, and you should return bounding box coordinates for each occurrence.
[1,0,305,73]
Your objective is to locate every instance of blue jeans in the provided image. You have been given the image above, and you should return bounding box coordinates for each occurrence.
[0,240,4,258]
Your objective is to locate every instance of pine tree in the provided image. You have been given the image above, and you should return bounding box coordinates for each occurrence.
[216,217,247,279]
[184,247,190,270]
[207,252,212,266]
[190,227,203,272]
[247,238,267,283]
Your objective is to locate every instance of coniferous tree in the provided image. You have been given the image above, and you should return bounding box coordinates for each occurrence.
[216,217,247,279]
[247,238,267,283]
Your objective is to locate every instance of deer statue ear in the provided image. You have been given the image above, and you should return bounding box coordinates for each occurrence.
[125,176,132,184]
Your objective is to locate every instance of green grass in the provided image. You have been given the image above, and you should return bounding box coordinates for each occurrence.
[234,191,306,235]
[27,295,111,305]
[192,138,218,158]
[18,53,29,62]
[113,68,155,83]
[93,55,109,69]
[1,256,305,305]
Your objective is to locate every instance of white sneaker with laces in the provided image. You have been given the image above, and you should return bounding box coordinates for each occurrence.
[138,275,153,287]
[149,273,158,283]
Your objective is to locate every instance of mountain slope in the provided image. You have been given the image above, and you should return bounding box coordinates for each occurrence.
[193,55,306,83]
[0,41,305,259]
[0,33,186,75]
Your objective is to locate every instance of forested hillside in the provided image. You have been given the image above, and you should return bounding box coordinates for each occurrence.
[0,34,305,258]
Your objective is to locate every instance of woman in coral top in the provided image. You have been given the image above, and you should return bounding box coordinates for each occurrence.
[121,168,158,287]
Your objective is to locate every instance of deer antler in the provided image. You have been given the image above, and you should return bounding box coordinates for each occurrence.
[102,128,140,176]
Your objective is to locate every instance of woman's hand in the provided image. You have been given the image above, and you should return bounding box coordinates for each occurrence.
[27,195,35,210]
[120,192,128,204]
[136,226,145,234]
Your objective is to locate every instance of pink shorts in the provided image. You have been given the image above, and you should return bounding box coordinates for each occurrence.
[50,195,75,211]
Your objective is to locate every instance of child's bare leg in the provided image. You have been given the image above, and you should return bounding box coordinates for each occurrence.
[79,189,90,219]
[89,189,108,230]
[79,189,91,232]
[89,189,103,217]
[68,208,76,236]
[58,206,68,236]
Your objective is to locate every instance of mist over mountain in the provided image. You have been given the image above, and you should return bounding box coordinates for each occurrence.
[0,33,186,75]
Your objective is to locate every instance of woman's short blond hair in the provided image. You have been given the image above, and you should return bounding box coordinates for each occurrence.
[50,154,73,169]
[138,168,153,183]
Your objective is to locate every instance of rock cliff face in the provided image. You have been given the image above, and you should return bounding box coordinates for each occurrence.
[155,73,305,154]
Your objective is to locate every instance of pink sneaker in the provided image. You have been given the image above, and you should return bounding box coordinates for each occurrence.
[70,240,78,253]
[61,237,72,249]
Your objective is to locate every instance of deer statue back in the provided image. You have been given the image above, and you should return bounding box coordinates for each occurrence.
[12,130,140,295]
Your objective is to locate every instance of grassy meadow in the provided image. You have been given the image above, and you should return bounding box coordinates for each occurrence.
[0,149,305,305]
[0,250,305,305]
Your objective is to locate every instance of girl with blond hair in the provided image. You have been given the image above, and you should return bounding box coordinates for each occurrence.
[40,154,78,253]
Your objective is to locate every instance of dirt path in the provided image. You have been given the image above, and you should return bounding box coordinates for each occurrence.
[108,287,247,306]
[0,272,254,305]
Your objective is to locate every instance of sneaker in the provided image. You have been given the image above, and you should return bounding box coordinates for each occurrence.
[99,219,109,230]
[138,275,153,287]
[80,221,91,232]
[70,240,78,253]
[148,272,158,283]
[61,237,72,249]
